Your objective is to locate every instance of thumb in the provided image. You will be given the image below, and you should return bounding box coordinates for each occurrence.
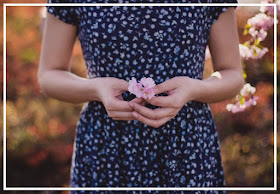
[154,79,177,95]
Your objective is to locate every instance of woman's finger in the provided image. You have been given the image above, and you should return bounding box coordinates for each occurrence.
[154,79,177,95]
[112,117,135,121]
[107,98,133,111]
[132,112,171,128]
[107,97,146,112]
[107,111,134,118]
[140,100,147,106]
[148,95,180,108]
[130,97,147,106]
[130,102,175,120]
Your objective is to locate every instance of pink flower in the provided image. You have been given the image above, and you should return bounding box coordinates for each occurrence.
[248,28,268,41]
[247,13,274,31]
[257,29,268,41]
[140,77,156,89]
[240,83,256,96]
[260,0,274,16]
[245,96,259,107]
[128,77,137,92]
[226,103,245,113]
[128,77,143,98]
[128,77,156,100]
[251,46,268,59]
[226,83,259,113]
[142,87,155,100]
[239,44,252,60]
[239,44,268,60]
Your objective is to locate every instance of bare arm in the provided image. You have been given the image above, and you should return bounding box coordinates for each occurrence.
[38,13,98,103]
[38,13,144,120]
[192,7,244,103]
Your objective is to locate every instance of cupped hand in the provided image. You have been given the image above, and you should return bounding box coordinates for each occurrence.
[95,77,145,121]
[129,76,197,128]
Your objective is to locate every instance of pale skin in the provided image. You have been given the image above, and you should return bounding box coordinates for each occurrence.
[39,7,244,128]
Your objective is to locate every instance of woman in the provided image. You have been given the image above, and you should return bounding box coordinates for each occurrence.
[39,0,243,191]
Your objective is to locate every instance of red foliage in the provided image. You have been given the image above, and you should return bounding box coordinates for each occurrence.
[27,150,48,167]
[49,143,73,163]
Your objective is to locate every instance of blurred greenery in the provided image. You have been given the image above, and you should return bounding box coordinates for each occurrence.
[1,1,277,193]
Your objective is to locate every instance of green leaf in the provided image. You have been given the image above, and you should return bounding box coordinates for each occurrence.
[243,41,250,47]
[243,71,247,79]
[254,38,261,46]
[254,48,257,56]
[245,24,252,29]
[243,24,252,35]
[256,44,263,49]
[240,97,245,105]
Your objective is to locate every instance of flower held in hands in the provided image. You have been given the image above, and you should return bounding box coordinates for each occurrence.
[128,77,156,99]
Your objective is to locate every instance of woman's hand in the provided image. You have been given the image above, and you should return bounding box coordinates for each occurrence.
[129,76,198,128]
[95,77,145,121]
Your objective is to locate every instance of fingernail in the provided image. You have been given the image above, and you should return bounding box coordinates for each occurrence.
[129,102,134,107]
[132,112,138,118]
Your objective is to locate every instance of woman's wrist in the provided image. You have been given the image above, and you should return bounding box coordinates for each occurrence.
[86,77,102,102]
[181,76,204,103]
[187,70,244,104]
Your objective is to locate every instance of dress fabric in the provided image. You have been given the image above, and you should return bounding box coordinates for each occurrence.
[47,0,237,193]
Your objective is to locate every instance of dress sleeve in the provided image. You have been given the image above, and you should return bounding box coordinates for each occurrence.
[46,0,79,26]
[209,0,238,25]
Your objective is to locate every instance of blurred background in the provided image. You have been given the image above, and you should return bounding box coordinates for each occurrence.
[0,0,278,193]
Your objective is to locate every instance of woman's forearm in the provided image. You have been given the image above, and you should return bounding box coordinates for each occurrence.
[38,69,100,103]
[38,68,244,105]
[192,69,244,103]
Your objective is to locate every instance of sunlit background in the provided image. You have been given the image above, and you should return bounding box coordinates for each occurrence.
[1,0,279,193]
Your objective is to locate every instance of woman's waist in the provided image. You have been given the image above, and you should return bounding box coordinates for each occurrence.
[85,61,204,81]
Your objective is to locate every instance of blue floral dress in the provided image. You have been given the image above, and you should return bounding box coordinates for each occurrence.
[47,0,237,192]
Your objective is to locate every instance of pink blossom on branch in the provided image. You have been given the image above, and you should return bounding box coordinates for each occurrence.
[245,96,259,107]
[256,29,268,41]
[240,83,256,96]
[260,0,275,16]
[248,28,267,41]
[247,13,274,31]
[226,103,246,113]
[226,83,259,113]
[239,44,252,60]
[251,46,269,59]
[227,1,276,113]
[239,44,268,60]
[226,95,259,114]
